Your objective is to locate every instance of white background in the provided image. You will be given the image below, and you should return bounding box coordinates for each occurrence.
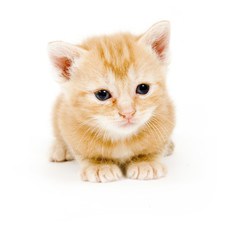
[0,0,251,239]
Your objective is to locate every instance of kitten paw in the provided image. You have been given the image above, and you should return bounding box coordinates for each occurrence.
[50,141,74,162]
[81,164,122,183]
[165,141,175,156]
[126,161,167,180]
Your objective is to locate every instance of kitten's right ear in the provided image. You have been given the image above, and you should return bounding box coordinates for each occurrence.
[139,21,170,64]
[48,41,86,82]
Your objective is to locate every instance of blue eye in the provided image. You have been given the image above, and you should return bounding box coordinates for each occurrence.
[95,90,111,101]
[136,84,149,95]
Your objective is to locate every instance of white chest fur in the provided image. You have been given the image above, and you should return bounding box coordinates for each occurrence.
[111,143,134,162]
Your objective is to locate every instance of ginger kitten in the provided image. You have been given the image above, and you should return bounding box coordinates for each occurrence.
[48,21,175,183]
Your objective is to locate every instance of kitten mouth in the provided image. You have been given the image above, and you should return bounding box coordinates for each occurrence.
[120,120,135,127]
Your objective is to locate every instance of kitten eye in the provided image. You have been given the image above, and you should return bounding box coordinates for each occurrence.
[136,84,149,95]
[95,90,111,101]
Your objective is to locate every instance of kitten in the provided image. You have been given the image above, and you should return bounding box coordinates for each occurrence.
[48,21,175,183]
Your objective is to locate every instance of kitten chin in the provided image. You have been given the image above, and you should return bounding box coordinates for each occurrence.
[92,106,157,141]
[49,21,175,182]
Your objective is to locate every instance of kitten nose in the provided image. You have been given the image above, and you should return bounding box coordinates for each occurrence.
[118,111,136,120]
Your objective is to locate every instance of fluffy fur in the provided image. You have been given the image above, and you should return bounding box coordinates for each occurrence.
[48,21,175,182]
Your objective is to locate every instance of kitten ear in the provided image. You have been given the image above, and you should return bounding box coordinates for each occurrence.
[139,21,170,63]
[48,41,86,81]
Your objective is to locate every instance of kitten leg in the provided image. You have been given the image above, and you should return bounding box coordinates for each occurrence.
[78,159,122,183]
[126,154,167,180]
[164,140,175,156]
[50,140,74,162]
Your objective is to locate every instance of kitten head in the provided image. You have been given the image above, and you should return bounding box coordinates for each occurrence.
[48,21,171,140]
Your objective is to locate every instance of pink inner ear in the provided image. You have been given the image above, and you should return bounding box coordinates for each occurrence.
[151,33,168,60]
[53,56,72,80]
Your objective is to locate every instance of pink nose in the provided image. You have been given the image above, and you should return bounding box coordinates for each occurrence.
[118,111,136,120]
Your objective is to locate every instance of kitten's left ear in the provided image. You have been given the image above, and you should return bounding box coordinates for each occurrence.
[139,21,170,64]
[48,41,86,82]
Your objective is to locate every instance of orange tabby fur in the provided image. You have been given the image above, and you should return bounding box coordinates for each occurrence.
[49,21,175,182]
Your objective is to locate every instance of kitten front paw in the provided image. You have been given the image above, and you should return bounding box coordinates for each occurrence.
[126,161,167,180]
[50,141,74,162]
[81,164,122,183]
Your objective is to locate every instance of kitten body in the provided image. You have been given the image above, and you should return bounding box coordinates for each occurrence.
[49,21,175,182]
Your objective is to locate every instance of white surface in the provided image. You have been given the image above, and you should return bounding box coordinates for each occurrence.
[0,0,252,239]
